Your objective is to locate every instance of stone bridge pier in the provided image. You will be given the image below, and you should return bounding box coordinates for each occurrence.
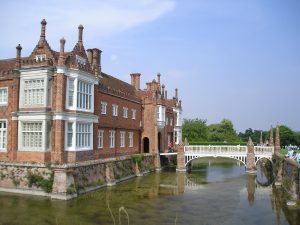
[246,137,256,173]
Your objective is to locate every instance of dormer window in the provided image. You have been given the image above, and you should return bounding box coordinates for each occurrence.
[76,55,86,65]
[35,54,46,62]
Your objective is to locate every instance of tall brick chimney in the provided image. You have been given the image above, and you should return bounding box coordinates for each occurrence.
[161,84,165,98]
[58,38,65,65]
[15,44,22,68]
[87,49,93,65]
[130,73,141,90]
[92,48,102,76]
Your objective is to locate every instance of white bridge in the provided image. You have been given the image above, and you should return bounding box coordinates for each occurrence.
[160,145,274,167]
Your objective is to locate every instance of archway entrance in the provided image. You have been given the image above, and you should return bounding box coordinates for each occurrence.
[143,137,149,153]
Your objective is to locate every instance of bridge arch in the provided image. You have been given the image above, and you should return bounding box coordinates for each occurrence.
[185,155,247,167]
[255,156,273,165]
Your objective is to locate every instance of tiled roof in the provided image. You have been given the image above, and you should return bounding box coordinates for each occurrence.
[100,72,140,102]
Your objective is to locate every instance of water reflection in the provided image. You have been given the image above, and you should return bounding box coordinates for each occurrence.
[0,159,299,225]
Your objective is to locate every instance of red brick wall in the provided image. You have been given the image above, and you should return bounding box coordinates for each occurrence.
[0,78,19,161]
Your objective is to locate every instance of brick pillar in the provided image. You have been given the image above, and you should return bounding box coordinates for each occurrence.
[106,163,116,186]
[51,121,65,163]
[176,142,186,172]
[275,126,280,153]
[246,137,256,173]
[52,168,77,200]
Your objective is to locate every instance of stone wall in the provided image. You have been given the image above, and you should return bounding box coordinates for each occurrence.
[0,154,154,200]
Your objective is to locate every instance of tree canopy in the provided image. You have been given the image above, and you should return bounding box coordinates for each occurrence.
[182,118,300,147]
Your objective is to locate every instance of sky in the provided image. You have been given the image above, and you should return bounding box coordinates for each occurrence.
[0,0,299,132]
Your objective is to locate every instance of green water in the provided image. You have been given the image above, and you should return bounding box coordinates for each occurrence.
[0,159,299,225]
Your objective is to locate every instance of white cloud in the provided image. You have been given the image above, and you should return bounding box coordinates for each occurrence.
[0,0,176,56]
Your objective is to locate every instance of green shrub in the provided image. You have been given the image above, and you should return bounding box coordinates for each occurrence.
[27,171,54,193]
[132,154,144,166]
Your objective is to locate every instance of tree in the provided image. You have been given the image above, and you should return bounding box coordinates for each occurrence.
[208,119,238,142]
[279,125,300,147]
[182,118,208,142]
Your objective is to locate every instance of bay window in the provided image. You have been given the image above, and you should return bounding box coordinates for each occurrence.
[65,121,93,151]
[18,118,50,151]
[66,77,94,112]
[23,79,45,106]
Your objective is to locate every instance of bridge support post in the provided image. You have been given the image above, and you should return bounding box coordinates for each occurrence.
[154,152,161,172]
[246,137,257,173]
[176,142,186,172]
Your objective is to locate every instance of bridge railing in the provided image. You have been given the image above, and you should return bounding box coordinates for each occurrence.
[254,146,274,155]
[184,145,247,155]
[184,145,274,156]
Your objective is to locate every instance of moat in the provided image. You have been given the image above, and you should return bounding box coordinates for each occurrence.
[0,158,299,225]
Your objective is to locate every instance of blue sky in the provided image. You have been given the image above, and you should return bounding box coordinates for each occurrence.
[1,0,299,132]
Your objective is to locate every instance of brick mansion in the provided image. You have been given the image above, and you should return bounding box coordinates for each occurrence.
[0,19,183,164]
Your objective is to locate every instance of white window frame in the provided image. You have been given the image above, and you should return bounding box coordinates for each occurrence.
[109,130,115,148]
[19,69,52,109]
[101,102,107,115]
[0,88,8,106]
[120,131,125,147]
[132,109,136,120]
[18,116,50,152]
[68,78,75,107]
[112,104,118,117]
[65,121,93,151]
[128,132,133,147]
[35,54,46,62]
[76,55,86,65]
[123,107,128,118]
[98,129,104,148]
[0,120,7,151]
[65,72,96,113]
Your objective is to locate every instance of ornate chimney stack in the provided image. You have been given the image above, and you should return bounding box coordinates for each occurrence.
[269,126,274,146]
[130,73,141,90]
[87,49,93,65]
[78,24,84,46]
[165,90,167,99]
[92,48,101,76]
[157,73,161,85]
[58,38,66,65]
[15,44,22,68]
[275,126,280,153]
[39,19,47,46]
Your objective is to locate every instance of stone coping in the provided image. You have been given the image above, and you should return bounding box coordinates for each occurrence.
[0,153,153,169]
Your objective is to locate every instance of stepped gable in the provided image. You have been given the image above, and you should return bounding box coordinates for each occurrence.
[22,19,58,68]
[100,72,140,102]
[64,42,93,73]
